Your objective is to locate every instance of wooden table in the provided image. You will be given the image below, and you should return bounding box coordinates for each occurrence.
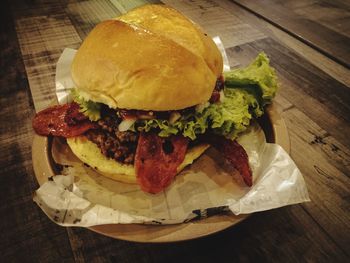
[1,0,349,262]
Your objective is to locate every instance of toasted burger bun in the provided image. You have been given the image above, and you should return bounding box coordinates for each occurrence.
[117,4,222,77]
[71,4,223,111]
[67,136,210,184]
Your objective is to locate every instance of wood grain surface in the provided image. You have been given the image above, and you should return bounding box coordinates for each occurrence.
[231,0,350,68]
[0,2,74,261]
[1,0,349,262]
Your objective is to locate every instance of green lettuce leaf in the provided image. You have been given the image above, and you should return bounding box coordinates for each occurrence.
[70,89,101,121]
[224,52,278,104]
[208,88,264,139]
[133,87,264,140]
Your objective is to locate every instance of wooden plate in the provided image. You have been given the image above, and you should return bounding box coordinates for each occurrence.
[32,103,290,243]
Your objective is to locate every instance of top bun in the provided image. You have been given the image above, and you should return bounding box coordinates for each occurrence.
[71,4,223,111]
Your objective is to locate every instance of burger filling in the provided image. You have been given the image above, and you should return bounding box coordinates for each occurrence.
[85,126,138,165]
[82,76,224,165]
[84,104,203,165]
[32,53,278,192]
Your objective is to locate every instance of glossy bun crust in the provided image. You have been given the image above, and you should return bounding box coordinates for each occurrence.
[71,4,223,111]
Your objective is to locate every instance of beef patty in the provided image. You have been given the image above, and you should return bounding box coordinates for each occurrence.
[85,110,138,165]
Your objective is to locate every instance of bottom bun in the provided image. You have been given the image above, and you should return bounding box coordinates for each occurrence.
[67,136,210,184]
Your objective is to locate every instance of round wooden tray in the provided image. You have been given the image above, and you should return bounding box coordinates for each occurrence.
[32,103,290,243]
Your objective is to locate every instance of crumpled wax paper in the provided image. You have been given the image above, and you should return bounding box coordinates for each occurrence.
[33,39,309,226]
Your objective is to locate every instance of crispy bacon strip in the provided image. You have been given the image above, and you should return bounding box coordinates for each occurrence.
[135,133,189,194]
[32,103,97,137]
[207,135,252,186]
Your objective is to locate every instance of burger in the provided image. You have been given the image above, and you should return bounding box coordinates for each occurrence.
[33,4,278,194]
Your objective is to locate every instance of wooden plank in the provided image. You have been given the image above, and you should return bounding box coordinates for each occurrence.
[275,0,350,36]
[110,0,151,14]
[66,228,153,263]
[65,0,122,40]
[214,0,350,88]
[163,0,266,50]
[232,0,350,68]
[0,1,74,262]
[226,38,350,149]
[281,107,350,250]
[9,0,65,18]
[286,104,350,173]
[64,207,348,262]
[14,12,82,111]
[218,206,349,262]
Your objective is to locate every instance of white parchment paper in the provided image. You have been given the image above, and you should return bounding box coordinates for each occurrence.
[33,42,310,226]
